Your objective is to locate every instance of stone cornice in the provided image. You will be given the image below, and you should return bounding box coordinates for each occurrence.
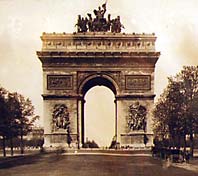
[37,32,160,67]
[115,94,156,100]
[37,51,160,67]
[39,32,158,53]
[41,32,156,39]
[42,94,83,100]
[37,51,160,57]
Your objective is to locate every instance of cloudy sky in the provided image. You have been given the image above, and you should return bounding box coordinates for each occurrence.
[0,0,198,146]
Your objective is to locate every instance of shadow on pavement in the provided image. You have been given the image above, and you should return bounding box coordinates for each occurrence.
[0,153,43,169]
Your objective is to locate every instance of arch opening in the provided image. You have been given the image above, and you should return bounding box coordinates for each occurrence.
[80,76,117,96]
[84,86,115,147]
[79,76,118,148]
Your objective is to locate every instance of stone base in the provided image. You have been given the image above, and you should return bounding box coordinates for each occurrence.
[43,133,78,149]
[120,132,153,149]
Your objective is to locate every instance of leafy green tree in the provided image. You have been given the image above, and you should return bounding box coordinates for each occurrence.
[0,87,39,156]
[153,92,169,141]
[14,93,38,154]
[0,87,9,157]
[153,66,198,156]
[0,89,20,156]
[6,93,21,156]
[166,79,185,148]
[175,66,198,156]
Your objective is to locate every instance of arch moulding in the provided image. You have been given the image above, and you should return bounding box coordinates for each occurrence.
[78,73,120,96]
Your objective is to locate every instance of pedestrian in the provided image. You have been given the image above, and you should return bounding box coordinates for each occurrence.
[185,151,190,163]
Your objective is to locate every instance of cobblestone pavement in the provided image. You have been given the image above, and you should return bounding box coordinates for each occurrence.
[0,153,197,176]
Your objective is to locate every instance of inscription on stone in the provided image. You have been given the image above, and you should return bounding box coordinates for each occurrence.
[125,75,151,90]
[47,75,73,90]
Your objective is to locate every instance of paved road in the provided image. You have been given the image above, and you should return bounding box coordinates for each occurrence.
[0,153,197,176]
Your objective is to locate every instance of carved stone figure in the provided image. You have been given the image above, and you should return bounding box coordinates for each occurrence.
[94,3,106,20]
[127,102,147,131]
[75,15,82,33]
[75,2,124,33]
[87,13,93,32]
[52,104,70,131]
[81,17,88,32]
[106,14,112,31]
[111,16,124,33]
[75,15,88,32]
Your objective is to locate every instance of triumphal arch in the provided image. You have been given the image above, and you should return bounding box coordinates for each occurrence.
[37,3,160,149]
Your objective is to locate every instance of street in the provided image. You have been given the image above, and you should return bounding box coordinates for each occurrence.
[0,152,197,176]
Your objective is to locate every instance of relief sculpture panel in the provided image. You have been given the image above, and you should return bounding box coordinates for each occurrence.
[125,75,151,90]
[47,75,73,90]
[52,104,70,132]
[127,102,147,131]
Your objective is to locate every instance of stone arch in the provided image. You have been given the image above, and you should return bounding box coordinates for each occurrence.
[78,73,120,96]
[78,73,119,146]
[38,32,160,149]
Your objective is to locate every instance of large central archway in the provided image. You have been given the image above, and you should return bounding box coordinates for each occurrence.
[78,75,119,146]
[84,86,115,147]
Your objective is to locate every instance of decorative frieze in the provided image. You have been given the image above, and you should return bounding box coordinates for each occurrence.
[47,75,73,90]
[43,40,154,51]
[125,75,151,90]
[41,33,156,52]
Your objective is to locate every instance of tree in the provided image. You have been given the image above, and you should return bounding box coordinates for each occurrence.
[153,66,198,156]
[14,93,38,154]
[153,93,169,141]
[166,79,185,148]
[6,93,21,156]
[0,87,9,157]
[0,86,39,156]
[176,66,198,156]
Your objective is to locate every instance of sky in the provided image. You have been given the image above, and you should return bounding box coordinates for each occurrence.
[0,0,198,146]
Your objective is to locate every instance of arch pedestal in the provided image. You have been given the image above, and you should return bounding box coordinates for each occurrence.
[37,32,160,149]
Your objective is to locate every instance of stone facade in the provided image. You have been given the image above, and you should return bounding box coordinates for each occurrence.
[37,32,160,149]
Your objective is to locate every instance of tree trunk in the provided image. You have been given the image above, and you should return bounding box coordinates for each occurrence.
[20,128,24,154]
[171,135,175,148]
[183,134,187,161]
[190,133,194,157]
[2,135,6,157]
[10,136,14,156]
[178,135,181,149]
